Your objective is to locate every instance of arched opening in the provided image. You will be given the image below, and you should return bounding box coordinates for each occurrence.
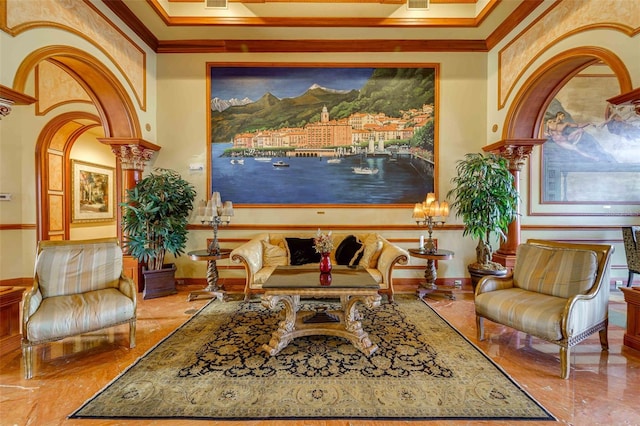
[35,112,104,240]
[504,47,632,140]
[14,47,142,241]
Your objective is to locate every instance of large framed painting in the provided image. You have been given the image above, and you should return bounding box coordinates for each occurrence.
[71,160,115,223]
[208,64,439,206]
[530,69,640,216]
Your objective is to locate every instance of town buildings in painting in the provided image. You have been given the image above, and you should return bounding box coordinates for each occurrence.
[232,104,434,153]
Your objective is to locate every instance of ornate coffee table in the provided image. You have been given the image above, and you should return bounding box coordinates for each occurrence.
[261,266,381,356]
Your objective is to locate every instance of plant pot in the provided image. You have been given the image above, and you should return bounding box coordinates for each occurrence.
[468,265,508,293]
[142,263,177,299]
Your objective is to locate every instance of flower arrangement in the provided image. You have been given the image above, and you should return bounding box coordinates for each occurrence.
[314,229,334,254]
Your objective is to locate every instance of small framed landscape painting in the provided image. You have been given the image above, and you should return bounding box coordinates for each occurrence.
[71,160,115,223]
[207,64,439,206]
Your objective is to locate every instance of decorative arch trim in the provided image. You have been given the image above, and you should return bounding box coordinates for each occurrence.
[1,0,146,110]
[498,0,640,110]
[503,46,632,139]
[13,46,141,139]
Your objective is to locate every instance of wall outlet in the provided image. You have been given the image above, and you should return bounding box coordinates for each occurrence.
[615,280,623,288]
[454,279,462,288]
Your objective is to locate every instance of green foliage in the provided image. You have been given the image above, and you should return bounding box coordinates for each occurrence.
[121,168,196,270]
[446,153,518,267]
[410,121,434,151]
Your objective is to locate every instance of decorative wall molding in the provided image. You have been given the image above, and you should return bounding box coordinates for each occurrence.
[35,61,93,116]
[2,0,147,111]
[104,0,542,53]
[0,224,37,230]
[499,0,640,109]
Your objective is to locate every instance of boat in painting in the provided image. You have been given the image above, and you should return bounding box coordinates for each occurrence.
[352,166,379,175]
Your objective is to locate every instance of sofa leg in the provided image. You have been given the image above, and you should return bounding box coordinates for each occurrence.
[129,319,137,348]
[22,343,33,380]
[476,316,485,341]
[560,346,570,379]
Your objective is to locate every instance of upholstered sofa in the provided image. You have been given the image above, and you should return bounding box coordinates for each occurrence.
[22,238,137,379]
[230,232,409,301]
[474,239,614,379]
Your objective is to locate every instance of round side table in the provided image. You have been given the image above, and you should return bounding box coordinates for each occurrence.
[187,248,232,302]
[408,248,456,300]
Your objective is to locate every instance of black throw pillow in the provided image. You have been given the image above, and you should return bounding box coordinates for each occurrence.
[285,237,321,266]
[335,235,364,266]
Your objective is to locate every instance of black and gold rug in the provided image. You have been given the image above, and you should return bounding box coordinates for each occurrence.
[70,296,555,421]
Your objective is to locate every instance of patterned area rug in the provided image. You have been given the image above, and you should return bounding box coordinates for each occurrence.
[70,296,555,421]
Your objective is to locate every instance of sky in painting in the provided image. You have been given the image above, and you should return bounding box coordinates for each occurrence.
[210,67,374,101]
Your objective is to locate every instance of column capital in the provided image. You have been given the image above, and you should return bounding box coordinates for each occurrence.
[0,85,36,120]
[0,99,13,120]
[483,138,546,171]
[98,138,161,171]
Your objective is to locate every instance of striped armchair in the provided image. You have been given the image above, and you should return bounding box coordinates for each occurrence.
[474,239,614,379]
[22,238,137,379]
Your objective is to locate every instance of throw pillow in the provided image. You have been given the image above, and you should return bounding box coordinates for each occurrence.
[285,237,321,266]
[262,240,288,267]
[335,235,364,266]
[359,234,384,268]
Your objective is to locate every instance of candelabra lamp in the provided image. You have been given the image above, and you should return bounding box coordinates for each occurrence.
[195,192,234,254]
[187,192,234,302]
[412,192,449,254]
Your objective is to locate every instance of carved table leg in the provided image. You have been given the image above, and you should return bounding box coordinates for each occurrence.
[342,294,381,355]
[261,295,299,356]
[188,259,226,302]
[417,259,455,300]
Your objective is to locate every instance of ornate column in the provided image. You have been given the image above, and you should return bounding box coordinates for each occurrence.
[99,138,161,291]
[0,85,37,119]
[483,138,545,270]
[0,98,13,119]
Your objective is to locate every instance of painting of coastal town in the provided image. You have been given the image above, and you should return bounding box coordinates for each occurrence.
[208,65,437,205]
[535,70,640,215]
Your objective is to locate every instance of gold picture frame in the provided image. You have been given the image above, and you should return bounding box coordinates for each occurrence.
[207,63,439,206]
[71,160,115,223]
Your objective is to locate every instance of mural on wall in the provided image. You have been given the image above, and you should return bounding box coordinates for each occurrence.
[208,65,438,205]
[537,72,640,213]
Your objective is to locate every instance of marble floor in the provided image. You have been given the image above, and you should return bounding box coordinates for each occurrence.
[1,285,639,426]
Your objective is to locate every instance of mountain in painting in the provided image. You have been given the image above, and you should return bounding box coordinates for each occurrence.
[210,67,435,143]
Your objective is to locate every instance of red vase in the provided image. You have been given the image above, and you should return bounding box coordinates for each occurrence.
[319,252,332,273]
[319,272,332,286]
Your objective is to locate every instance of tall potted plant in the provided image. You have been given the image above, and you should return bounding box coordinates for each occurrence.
[121,168,196,299]
[446,153,518,289]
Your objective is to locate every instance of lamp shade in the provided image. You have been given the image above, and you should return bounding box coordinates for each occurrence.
[412,203,426,219]
[222,201,234,216]
[211,192,222,209]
